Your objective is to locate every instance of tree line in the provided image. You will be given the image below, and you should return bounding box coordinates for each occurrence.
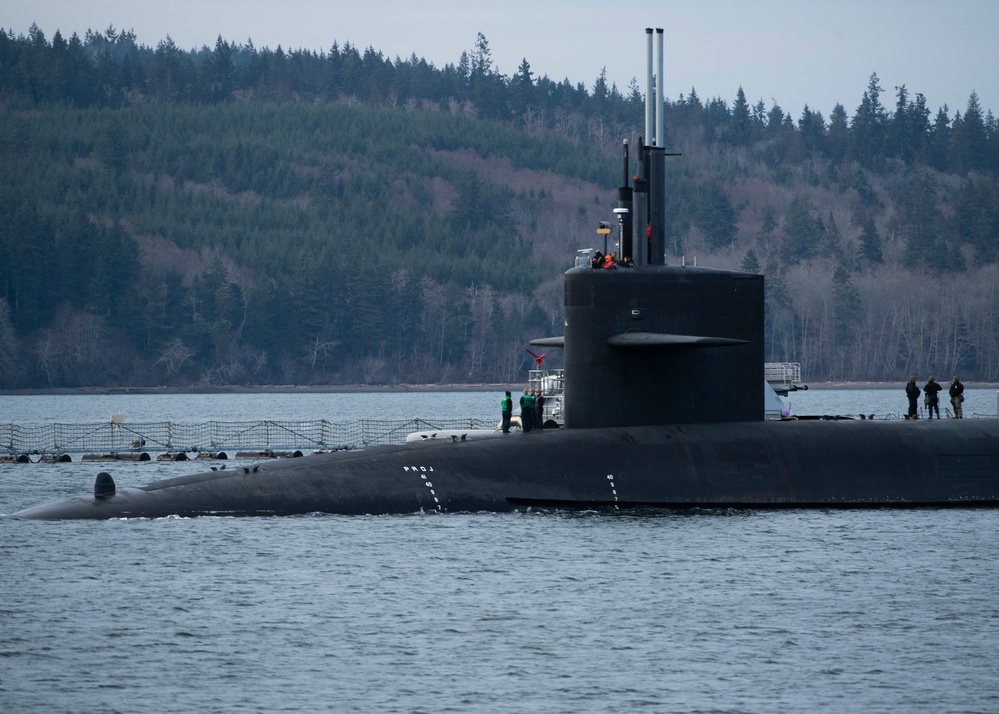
[3,25,996,174]
[0,24,998,388]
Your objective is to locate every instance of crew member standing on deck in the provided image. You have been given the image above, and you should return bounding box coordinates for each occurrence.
[501,391,513,433]
[520,388,534,433]
[924,376,942,419]
[949,376,965,418]
[534,389,545,432]
[905,375,921,419]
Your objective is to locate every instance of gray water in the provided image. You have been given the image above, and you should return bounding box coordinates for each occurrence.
[0,390,502,425]
[3,391,999,713]
[2,385,997,426]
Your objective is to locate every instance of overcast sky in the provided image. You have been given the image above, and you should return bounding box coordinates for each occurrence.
[8,1,997,120]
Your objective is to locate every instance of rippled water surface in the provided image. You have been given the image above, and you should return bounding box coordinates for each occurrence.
[3,391,999,713]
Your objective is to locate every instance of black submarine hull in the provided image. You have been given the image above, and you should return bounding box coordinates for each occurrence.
[14,101,999,519]
[14,418,999,519]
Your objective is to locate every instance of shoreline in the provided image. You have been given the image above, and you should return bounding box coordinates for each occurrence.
[0,384,512,396]
[2,382,999,396]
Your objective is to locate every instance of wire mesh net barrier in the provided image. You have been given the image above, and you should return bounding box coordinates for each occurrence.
[0,418,495,455]
[4,412,995,456]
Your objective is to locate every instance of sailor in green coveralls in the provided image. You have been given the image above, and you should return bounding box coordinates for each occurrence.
[519,388,534,433]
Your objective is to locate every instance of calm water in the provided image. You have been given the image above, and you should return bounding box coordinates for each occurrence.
[1,385,997,425]
[0,390,502,425]
[3,390,999,713]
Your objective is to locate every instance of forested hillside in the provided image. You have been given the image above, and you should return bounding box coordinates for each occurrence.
[1,25,998,388]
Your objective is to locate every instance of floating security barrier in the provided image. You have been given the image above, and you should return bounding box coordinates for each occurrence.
[234,449,304,459]
[82,452,151,462]
[0,453,72,463]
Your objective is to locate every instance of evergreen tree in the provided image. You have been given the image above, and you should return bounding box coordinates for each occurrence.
[986,110,999,170]
[762,257,792,360]
[99,115,127,174]
[741,247,760,273]
[899,169,947,269]
[625,77,643,109]
[592,67,610,105]
[756,205,779,262]
[954,177,999,264]
[751,98,767,137]
[781,197,821,264]
[953,91,988,172]
[471,32,493,77]
[824,212,845,261]
[851,73,888,168]
[887,84,912,162]
[90,221,144,345]
[929,105,952,170]
[695,180,737,249]
[513,57,535,117]
[207,35,235,102]
[905,92,931,163]
[832,260,861,346]
[728,87,751,145]
[858,216,884,265]
[766,102,786,137]
[797,105,826,157]
[152,35,191,101]
[826,104,850,164]
[0,298,23,386]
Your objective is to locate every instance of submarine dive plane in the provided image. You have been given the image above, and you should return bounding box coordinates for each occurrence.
[14,29,999,520]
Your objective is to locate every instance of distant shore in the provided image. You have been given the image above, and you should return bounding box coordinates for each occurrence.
[2,381,998,396]
[800,381,999,390]
[0,384,510,396]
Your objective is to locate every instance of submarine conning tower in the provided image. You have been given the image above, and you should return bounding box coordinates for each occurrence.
[533,27,764,430]
[560,265,764,429]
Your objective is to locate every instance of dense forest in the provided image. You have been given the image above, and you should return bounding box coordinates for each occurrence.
[1,24,998,388]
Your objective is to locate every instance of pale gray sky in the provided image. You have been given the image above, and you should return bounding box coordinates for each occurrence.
[8,1,997,119]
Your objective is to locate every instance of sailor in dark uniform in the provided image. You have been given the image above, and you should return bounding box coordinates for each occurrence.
[905,375,920,419]
[949,377,965,419]
[534,389,545,431]
[923,376,942,419]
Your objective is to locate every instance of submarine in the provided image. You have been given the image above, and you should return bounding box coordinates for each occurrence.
[14,29,999,520]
